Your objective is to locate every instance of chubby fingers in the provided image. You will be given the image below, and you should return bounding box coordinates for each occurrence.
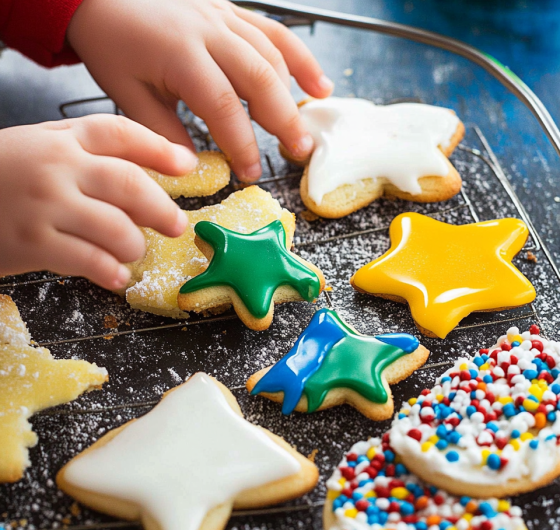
[233,6,333,98]
[68,114,198,175]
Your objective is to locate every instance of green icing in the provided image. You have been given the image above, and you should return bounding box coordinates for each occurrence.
[303,313,408,412]
[179,220,321,319]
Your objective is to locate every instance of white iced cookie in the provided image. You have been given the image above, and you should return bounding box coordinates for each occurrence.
[281,97,464,218]
[57,373,318,530]
[390,325,560,497]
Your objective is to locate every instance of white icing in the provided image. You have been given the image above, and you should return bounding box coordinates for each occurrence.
[300,97,460,205]
[63,373,300,530]
[390,328,560,487]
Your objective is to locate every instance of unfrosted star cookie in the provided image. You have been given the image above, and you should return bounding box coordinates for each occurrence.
[177,220,325,331]
[57,373,319,530]
[124,186,297,319]
[390,326,560,498]
[351,213,536,339]
[0,295,107,483]
[324,435,527,530]
[247,308,428,419]
[144,150,230,198]
[280,97,464,218]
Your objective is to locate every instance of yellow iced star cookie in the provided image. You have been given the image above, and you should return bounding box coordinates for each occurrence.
[144,151,230,199]
[0,295,108,483]
[350,213,536,339]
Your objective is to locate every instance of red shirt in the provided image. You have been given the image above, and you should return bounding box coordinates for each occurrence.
[0,0,82,67]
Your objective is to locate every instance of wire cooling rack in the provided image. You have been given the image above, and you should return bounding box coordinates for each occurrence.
[3,10,560,530]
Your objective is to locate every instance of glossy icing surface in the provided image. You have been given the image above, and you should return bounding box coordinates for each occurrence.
[62,373,300,530]
[352,213,536,338]
[299,97,460,205]
[179,220,321,318]
[251,308,419,413]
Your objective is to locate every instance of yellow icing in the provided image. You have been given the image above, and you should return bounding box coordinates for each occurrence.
[352,213,535,338]
[125,186,295,318]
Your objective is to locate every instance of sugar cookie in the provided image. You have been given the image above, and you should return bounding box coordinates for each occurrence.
[324,435,527,530]
[124,186,296,319]
[247,308,428,419]
[0,295,107,483]
[390,326,560,498]
[57,373,318,530]
[351,213,536,339]
[280,97,464,218]
[144,151,230,198]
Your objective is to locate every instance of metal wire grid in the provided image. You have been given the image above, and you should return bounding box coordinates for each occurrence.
[0,91,557,528]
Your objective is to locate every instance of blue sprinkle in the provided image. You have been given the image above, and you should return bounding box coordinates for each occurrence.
[333,498,343,510]
[449,431,462,444]
[486,422,499,433]
[367,515,379,525]
[415,523,428,530]
[518,405,526,413]
[352,491,363,500]
[552,383,560,394]
[436,439,449,450]
[398,413,407,419]
[511,341,520,347]
[400,502,414,516]
[446,450,459,462]
[429,486,438,495]
[548,412,557,422]
[449,391,457,401]
[357,455,369,464]
[378,511,388,525]
[479,501,496,517]
[384,450,395,463]
[470,391,477,400]
[460,496,471,506]
[503,404,517,418]
[359,479,372,487]
[347,461,357,468]
[481,354,489,361]
[440,522,452,530]
[483,375,493,383]
[524,369,538,380]
[466,405,477,417]
[487,454,501,470]
[552,369,560,379]
[557,401,560,411]
[366,505,379,515]
[377,470,386,477]
[529,440,539,450]
[436,425,448,439]
[511,429,521,439]
[441,376,452,383]
[469,369,478,379]
[473,357,485,367]
[395,463,407,476]
[528,394,539,403]
[546,434,557,442]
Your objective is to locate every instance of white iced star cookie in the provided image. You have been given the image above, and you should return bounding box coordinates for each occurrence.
[144,151,230,199]
[280,97,464,218]
[57,373,319,530]
[0,295,108,483]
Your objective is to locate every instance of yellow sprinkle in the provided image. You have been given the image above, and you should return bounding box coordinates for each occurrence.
[460,363,468,370]
[512,334,524,344]
[421,441,433,452]
[429,435,439,444]
[521,432,534,441]
[408,397,417,406]
[400,409,410,416]
[366,447,376,460]
[338,477,347,487]
[498,396,513,405]
[327,490,340,500]
[480,363,490,370]
[391,487,409,500]
[510,439,521,451]
[538,379,548,387]
[523,399,539,412]
[365,491,376,498]
[344,508,358,518]
[497,500,510,512]
[462,513,473,522]
[481,449,491,465]
[529,384,544,400]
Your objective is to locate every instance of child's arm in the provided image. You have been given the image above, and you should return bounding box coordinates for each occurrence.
[0,115,196,290]
[66,0,333,181]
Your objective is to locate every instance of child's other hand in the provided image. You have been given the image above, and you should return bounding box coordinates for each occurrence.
[66,0,333,182]
[0,115,196,290]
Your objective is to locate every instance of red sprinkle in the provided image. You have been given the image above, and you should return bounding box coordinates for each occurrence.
[501,342,512,351]
[529,324,540,335]
[375,486,390,498]
[388,501,401,513]
[355,499,370,511]
[385,464,395,477]
[433,493,445,505]
[365,466,378,478]
[340,467,355,480]
[480,522,493,530]
[346,453,358,462]
[421,389,431,396]
[510,355,518,365]
[495,437,508,450]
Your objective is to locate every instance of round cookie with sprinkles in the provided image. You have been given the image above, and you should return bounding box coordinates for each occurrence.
[390,326,560,497]
[324,435,527,530]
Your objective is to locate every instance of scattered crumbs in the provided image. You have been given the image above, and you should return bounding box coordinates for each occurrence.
[554,196,560,203]
[103,315,118,329]
[69,504,80,518]
[299,210,320,222]
[57,281,65,285]
[343,68,353,76]
[324,285,333,292]
[103,335,114,341]
[307,448,318,462]
[527,251,538,263]
[181,327,188,331]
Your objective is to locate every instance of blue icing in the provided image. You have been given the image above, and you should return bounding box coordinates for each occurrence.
[374,333,419,353]
[250,308,345,413]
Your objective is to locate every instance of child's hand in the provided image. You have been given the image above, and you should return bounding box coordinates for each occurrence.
[0,115,197,290]
[66,0,333,182]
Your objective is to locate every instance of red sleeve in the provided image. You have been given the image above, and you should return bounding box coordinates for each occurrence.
[0,0,83,67]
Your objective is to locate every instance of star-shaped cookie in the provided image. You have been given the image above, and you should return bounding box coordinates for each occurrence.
[0,295,107,483]
[247,308,429,420]
[280,97,464,218]
[177,220,325,330]
[57,373,318,530]
[351,213,536,339]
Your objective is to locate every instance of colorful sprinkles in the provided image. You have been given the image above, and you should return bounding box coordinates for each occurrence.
[326,436,526,529]
[390,326,560,486]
